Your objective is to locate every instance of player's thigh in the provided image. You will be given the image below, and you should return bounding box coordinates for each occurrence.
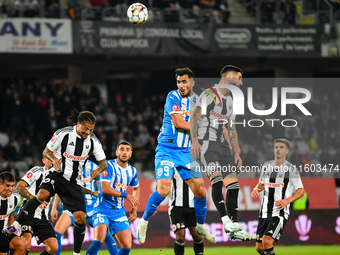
[114,230,132,249]
[55,211,73,234]
[19,232,32,249]
[92,214,109,242]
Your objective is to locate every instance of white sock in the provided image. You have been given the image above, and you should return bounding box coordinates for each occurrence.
[73,252,80,255]
[13,221,20,229]
[221,215,231,224]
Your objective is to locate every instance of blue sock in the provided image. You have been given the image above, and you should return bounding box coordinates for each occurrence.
[105,231,118,255]
[194,197,207,224]
[56,232,62,255]
[117,248,130,255]
[86,240,103,255]
[142,191,165,221]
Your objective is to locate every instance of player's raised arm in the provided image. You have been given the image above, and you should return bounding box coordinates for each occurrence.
[171,113,190,130]
[43,147,61,171]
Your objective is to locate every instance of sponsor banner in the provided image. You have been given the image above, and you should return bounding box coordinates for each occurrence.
[30,210,340,251]
[122,178,337,213]
[213,25,322,56]
[73,22,322,56]
[73,21,213,55]
[0,18,72,53]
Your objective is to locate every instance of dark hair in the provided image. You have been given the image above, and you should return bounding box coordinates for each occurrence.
[220,65,243,77]
[274,138,291,149]
[68,108,96,124]
[175,67,194,79]
[117,141,133,149]
[0,171,15,184]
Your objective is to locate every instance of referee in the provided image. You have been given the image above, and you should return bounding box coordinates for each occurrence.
[3,109,107,255]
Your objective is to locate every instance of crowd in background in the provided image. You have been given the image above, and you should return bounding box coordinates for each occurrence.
[0,77,339,182]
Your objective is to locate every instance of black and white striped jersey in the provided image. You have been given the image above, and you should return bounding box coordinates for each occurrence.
[258,160,304,220]
[20,166,51,220]
[169,169,194,212]
[196,88,235,143]
[0,192,20,230]
[46,125,106,185]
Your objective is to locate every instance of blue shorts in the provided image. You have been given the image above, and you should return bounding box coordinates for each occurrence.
[92,208,130,235]
[62,209,94,227]
[155,144,202,180]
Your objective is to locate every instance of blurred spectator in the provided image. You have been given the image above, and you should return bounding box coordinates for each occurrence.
[13,0,28,17]
[243,145,258,167]
[25,0,39,17]
[198,0,218,22]
[309,133,319,150]
[319,148,333,166]
[289,148,303,167]
[3,140,17,161]
[20,138,34,159]
[301,153,315,176]
[282,0,296,24]
[0,161,5,173]
[4,161,20,180]
[216,0,229,23]
[82,1,96,20]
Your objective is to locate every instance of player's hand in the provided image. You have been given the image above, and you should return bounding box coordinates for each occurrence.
[90,169,100,181]
[53,158,62,171]
[128,208,137,222]
[92,191,99,197]
[275,199,289,210]
[126,194,139,207]
[191,138,201,160]
[39,201,49,209]
[251,187,261,198]
[50,207,59,223]
[234,153,242,170]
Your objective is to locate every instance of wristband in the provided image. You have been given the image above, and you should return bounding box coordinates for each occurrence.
[120,193,128,198]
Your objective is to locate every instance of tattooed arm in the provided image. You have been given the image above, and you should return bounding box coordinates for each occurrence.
[16,181,35,200]
[82,187,98,197]
[43,147,61,171]
[90,159,107,181]
[226,119,242,169]
[190,106,202,160]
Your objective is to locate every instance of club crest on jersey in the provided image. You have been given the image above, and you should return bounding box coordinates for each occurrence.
[101,170,108,177]
[86,145,89,149]
[172,104,180,111]
[26,172,33,179]
[115,181,127,191]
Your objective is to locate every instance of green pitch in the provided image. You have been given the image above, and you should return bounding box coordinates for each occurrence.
[30,245,340,255]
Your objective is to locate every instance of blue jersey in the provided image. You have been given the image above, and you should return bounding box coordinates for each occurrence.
[97,159,139,210]
[82,160,98,216]
[157,90,191,148]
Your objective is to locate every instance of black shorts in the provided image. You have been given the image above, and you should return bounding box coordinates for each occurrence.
[199,141,238,179]
[169,206,197,233]
[21,218,56,244]
[0,232,17,253]
[256,217,287,243]
[39,171,86,213]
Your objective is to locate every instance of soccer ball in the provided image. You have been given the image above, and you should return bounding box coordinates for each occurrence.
[127,3,148,25]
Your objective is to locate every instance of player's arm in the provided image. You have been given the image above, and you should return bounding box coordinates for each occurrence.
[91,159,107,181]
[43,147,61,170]
[101,181,139,207]
[275,187,305,210]
[251,182,264,198]
[190,106,202,159]
[50,194,60,223]
[128,185,140,222]
[171,113,190,131]
[226,119,242,169]
[82,187,98,197]
[7,213,14,226]
[16,180,34,200]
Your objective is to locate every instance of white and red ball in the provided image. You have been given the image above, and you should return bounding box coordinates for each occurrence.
[127,3,148,25]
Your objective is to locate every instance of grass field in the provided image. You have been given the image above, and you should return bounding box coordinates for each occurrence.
[30,245,340,255]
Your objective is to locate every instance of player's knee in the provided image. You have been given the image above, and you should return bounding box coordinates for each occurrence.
[262,236,274,250]
[157,184,171,198]
[120,242,132,250]
[175,232,185,243]
[36,189,50,201]
[73,211,86,224]
[14,238,27,253]
[46,240,59,254]
[194,185,206,198]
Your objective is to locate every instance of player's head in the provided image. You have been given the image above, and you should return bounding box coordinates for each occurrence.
[175,67,195,97]
[69,108,96,139]
[0,172,15,198]
[116,141,133,163]
[42,151,56,169]
[274,138,291,159]
[220,65,243,88]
